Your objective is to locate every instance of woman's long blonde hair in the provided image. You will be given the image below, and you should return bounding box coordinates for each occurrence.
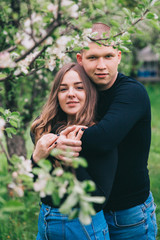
[31,62,98,142]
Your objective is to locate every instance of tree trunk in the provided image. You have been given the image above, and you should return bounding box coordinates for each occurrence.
[5,134,27,158]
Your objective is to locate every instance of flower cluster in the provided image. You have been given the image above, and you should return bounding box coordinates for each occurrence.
[8,156,33,197]
[0,117,5,138]
[14,51,40,75]
[45,36,72,71]
[0,51,16,69]
[47,0,79,19]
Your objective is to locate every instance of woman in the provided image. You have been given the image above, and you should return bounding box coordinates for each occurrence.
[31,62,113,240]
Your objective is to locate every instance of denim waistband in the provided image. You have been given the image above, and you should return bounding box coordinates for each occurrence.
[143,191,154,208]
[40,203,106,230]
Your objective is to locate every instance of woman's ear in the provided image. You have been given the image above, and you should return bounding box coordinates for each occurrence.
[77,53,83,66]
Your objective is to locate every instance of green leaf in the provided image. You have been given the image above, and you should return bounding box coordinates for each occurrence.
[0,73,7,79]
[52,191,61,206]
[81,196,106,204]
[122,7,131,17]
[0,107,4,114]
[5,127,17,137]
[38,159,52,172]
[11,112,20,117]
[82,180,96,192]
[68,208,79,220]
[146,13,158,20]
[79,210,92,225]
[9,119,18,128]
[60,193,79,214]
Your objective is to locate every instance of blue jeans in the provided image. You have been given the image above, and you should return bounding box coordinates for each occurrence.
[36,203,110,240]
[104,192,157,240]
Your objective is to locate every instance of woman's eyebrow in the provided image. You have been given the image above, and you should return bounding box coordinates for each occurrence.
[74,82,83,85]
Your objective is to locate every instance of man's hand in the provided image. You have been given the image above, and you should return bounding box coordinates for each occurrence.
[55,125,87,161]
[33,133,58,163]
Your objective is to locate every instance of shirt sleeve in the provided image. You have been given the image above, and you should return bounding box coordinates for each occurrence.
[81,82,150,154]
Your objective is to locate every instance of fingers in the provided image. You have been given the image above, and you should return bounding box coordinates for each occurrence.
[75,129,85,140]
[60,125,76,136]
[55,154,78,163]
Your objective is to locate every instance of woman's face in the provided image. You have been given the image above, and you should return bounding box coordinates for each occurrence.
[58,70,86,121]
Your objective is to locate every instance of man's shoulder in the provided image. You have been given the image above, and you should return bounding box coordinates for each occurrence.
[117,72,147,94]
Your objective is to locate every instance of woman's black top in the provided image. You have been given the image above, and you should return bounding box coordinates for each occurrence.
[31,126,118,212]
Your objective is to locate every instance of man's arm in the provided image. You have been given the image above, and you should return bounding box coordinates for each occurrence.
[81,82,151,154]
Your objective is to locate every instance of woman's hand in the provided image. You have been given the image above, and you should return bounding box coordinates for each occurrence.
[63,125,88,140]
[33,133,58,163]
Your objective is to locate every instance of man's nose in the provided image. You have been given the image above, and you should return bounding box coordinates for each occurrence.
[97,58,106,69]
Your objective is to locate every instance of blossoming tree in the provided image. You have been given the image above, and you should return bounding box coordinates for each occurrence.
[0,0,159,157]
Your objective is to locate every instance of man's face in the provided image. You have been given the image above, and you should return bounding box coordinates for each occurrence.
[77,42,121,90]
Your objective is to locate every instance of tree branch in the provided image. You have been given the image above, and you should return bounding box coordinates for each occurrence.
[29,46,48,69]
[15,20,61,63]
[89,8,150,43]
[0,139,13,166]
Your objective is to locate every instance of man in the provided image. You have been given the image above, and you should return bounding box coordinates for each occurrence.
[57,23,157,239]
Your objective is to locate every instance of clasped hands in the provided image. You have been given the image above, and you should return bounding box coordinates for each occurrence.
[32,125,87,163]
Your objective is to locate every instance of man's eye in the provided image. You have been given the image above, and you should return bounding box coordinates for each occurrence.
[105,55,112,58]
[88,56,96,59]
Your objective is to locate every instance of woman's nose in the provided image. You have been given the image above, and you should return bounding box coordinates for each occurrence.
[68,87,75,97]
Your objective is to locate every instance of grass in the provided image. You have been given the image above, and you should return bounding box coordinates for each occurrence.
[145,83,160,239]
[0,83,160,239]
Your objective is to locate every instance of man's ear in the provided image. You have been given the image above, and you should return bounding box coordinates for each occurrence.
[77,53,83,66]
[118,51,121,64]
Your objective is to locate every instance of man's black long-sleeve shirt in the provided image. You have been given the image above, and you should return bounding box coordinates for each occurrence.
[81,72,151,211]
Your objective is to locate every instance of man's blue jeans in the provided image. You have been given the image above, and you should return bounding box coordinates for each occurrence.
[104,192,157,240]
[36,203,110,240]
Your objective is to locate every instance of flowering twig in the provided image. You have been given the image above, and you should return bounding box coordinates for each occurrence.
[88,9,150,44]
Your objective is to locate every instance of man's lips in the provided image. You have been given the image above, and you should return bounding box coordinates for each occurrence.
[95,73,109,78]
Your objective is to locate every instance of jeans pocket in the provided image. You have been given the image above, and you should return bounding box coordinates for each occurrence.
[151,203,158,237]
[113,206,145,228]
[103,225,110,240]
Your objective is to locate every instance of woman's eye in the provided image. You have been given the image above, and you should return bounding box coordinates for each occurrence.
[59,88,67,92]
[77,86,84,90]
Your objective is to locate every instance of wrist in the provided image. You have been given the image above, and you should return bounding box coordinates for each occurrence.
[32,151,40,163]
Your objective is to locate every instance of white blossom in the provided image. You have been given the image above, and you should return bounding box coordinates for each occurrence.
[45,56,56,71]
[61,0,79,18]
[8,182,24,197]
[0,51,16,68]
[0,117,5,138]
[45,36,53,45]
[59,181,68,198]
[33,172,51,197]
[54,168,64,177]
[17,156,34,178]
[47,3,58,18]
[56,36,72,52]
[16,51,40,75]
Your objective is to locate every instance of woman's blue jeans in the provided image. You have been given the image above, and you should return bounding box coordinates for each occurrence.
[36,203,110,240]
[104,192,157,240]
